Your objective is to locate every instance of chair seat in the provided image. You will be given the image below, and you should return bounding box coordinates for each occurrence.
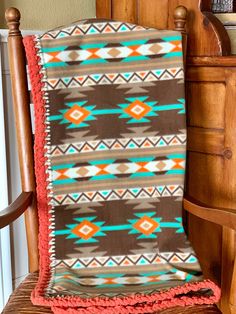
[3,272,221,313]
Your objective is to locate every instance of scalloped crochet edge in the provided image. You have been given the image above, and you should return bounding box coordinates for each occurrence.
[23,34,221,313]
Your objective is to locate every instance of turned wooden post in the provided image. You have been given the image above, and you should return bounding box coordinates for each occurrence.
[5,7,39,272]
[174,5,188,32]
[230,247,236,312]
[174,5,188,61]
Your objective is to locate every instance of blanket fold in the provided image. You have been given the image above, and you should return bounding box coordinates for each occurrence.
[24,18,220,314]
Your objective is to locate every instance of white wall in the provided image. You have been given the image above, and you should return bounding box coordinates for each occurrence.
[1,33,28,288]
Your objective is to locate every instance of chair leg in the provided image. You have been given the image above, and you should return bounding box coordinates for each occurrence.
[230,248,236,313]
[221,227,235,313]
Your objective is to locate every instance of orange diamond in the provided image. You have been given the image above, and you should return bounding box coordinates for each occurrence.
[64,105,90,125]
[124,100,151,120]
[71,220,99,240]
[133,216,159,236]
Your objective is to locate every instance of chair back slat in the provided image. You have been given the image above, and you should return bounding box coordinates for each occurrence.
[5,7,39,272]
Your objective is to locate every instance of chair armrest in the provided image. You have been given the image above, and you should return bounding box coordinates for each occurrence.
[183,195,236,229]
[0,192,33,229]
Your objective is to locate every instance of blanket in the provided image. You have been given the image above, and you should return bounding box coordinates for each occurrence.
[23,18,220,314]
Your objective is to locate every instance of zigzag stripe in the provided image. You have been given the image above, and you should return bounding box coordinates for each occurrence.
[44,68,184,90]
[50,134,187,157]
[39,22,148,40]
[52,252,198,270]
[51,185,184,206]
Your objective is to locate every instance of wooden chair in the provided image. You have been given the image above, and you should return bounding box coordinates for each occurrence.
[1,2,235,313]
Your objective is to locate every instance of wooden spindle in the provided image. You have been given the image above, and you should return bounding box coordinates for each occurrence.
[174,6,188,65]
[230,250,236,311]
[174,5,188,33]
[5,7,39,272]
[5,7,21,36]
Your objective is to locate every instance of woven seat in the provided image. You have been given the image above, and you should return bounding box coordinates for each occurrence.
[2,272,221,314]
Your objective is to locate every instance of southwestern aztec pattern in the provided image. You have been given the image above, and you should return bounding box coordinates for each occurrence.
[24,19,220,313]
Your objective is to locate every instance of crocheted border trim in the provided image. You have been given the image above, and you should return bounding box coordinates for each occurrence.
[23,34,221,312]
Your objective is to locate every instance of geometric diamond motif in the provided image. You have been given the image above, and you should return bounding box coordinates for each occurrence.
[133,216,159,235]
[124,100,151,120]
[149,43,162,54]
[126,277,140,284]
[156,161,166,171]
[76,167,90,177]
[108,48,121,58]
[116,164,129,173]
[64,104,90,125]
[68,51,79,61]
[71,220,100,240]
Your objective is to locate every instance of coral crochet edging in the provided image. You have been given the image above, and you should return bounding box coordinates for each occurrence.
[24,18,220,314]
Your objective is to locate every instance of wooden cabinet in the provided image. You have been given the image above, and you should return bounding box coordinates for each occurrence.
[187,61,236,312]
[96,1,236,312]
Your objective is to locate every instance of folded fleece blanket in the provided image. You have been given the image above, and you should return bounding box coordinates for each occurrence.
[23,18,220,313]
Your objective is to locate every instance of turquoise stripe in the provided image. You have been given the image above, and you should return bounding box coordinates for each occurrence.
[160,222,181,228]
[163,52,183,58]
[102,225,131,231]
[89,174,116,181]
[92,109,122,115]
[48,115,63,121]
[131,173,155,178]
[54,230,70,236]
[155,104,183,111]
[89,159,116,165]
[81,59,107,65]
[162,36,182,41]
[53,178,77,185]
[41,46,67,52]
[167,169,185,175]
[185,274,194,282]
[52,164,75,170]
[129,156,155,162]
[167,154,186,159]
[80,43,106,49]
[76,238,98,244]
[122,56,149,62]
[44,62,67,68]
[121,39,148,46]
[67,234,79,239]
